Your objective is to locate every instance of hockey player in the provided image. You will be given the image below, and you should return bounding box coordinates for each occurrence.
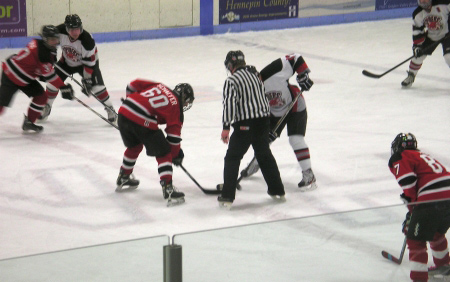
[218,50,285,209]
[242,53,317,191]
[40,14,117,123]
[0,25,74,132]
[116,79,194,207]
[401,0,450,87]
[389,133,450,281]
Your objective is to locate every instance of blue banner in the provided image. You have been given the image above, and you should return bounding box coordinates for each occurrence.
[0,0,27,38]
[375,0,417,10]
[219,0,298,24]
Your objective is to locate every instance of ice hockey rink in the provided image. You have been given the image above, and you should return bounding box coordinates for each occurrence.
[0,17,449,281]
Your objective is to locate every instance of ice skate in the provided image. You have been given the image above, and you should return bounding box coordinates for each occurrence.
[22,115,43,133]
[270,194,286,202]
[401,71,415,88]
[429,265,450,279]
[241,159,259,177]
[37,104,51,122]
[115,169,140,192]
[105,106,117,123]
[161,180,185,207]
[298,168,317,192]
[218,196,233,210]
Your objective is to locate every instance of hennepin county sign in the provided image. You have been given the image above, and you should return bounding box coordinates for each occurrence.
[219,0,298,24]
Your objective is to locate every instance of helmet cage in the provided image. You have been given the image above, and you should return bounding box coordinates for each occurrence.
[174,83,195,112]
[40,25,60,49]
[224,50,245,72]
[391,133,418,155]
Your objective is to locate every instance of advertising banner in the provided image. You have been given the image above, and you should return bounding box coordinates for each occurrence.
[375,0,417,10]
[219,0,298,24]
[0,0,27,38]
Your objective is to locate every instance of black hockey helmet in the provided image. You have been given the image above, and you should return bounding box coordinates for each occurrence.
[224,50,245,72]
[65,14,83,31]
[391,133,418,155]
[174,83,195,111]
[40,25,60,49]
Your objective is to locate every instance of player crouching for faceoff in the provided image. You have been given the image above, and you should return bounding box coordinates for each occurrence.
[0,25,74,132]
[401,0,450,87]
[116,79,194,207]
[40,14,117,123]
[389,133,450,281]
[243,53,317,191]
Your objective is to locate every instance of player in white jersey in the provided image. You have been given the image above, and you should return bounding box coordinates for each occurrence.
[402,0,450,87]
[244,53,317,191]
[40,14,117,123]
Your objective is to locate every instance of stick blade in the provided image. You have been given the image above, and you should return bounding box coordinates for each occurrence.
[201,188,222,195]
[362,70,382,79]
[381,250,402,264]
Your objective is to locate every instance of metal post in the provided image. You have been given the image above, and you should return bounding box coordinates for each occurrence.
[163,244,182,282]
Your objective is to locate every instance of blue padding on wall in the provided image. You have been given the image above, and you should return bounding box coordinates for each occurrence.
[200,0,213,35]
[0,7,414,49]
[215,7,414,34]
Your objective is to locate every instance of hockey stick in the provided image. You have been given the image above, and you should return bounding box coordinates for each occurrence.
[54,64,118,116]
[179,164,221,195]
[217,90,303,192]
[73,96,119,129]
[362,34,450,79]
[381,237,407,265]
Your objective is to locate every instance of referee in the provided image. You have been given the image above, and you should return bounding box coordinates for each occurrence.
[218,50,285,208]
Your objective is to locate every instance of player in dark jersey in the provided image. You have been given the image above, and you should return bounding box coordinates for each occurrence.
[116,79,194,207]
[0,25,73,132]
[401,0,450,87]
[242,53,317,191]
[389,133,450,281]
[40,14,116,123]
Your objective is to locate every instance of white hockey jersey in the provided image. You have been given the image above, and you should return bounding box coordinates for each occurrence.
[412,0,450,43]
[56,24,98,71]
[260,53,310,117]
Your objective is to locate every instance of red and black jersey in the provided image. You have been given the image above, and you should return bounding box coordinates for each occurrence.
[389,150,450,210]
[1,39,64,88]
[119,79,183,157]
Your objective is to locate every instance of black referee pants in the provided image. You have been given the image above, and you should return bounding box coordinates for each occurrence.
[222,117,285,201]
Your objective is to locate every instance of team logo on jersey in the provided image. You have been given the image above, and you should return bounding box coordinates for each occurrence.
[266,91,284,107]
[62,46,81,62]
[424,15,443,31]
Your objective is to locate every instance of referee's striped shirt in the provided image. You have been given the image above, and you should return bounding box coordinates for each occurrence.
[222,66,270,129]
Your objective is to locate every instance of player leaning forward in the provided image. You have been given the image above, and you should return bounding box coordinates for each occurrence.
[41,14,116,122]
[116,79,194,207]
[389,133,450,281]
[401,0,450,87]
[0,26,73,132]
[244,53,317,191]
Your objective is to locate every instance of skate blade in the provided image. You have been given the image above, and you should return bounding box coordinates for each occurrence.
[299,182,318,192]
[115,185,139,192]
[430,274,450,281]
[219,201,232,210]
[270,195,286,202]
[167,198,185,207]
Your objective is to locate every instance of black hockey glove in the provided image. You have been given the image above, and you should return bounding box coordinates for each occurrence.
[81,78,93,96]
[402,212,411,235]
[296,72,314,91]
[172,149,184,166]
[60,84,74,100]
[413,45,423,58]
[268,131,278,143]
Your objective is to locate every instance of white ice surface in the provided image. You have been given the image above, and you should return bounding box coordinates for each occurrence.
[0,18,449,281]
